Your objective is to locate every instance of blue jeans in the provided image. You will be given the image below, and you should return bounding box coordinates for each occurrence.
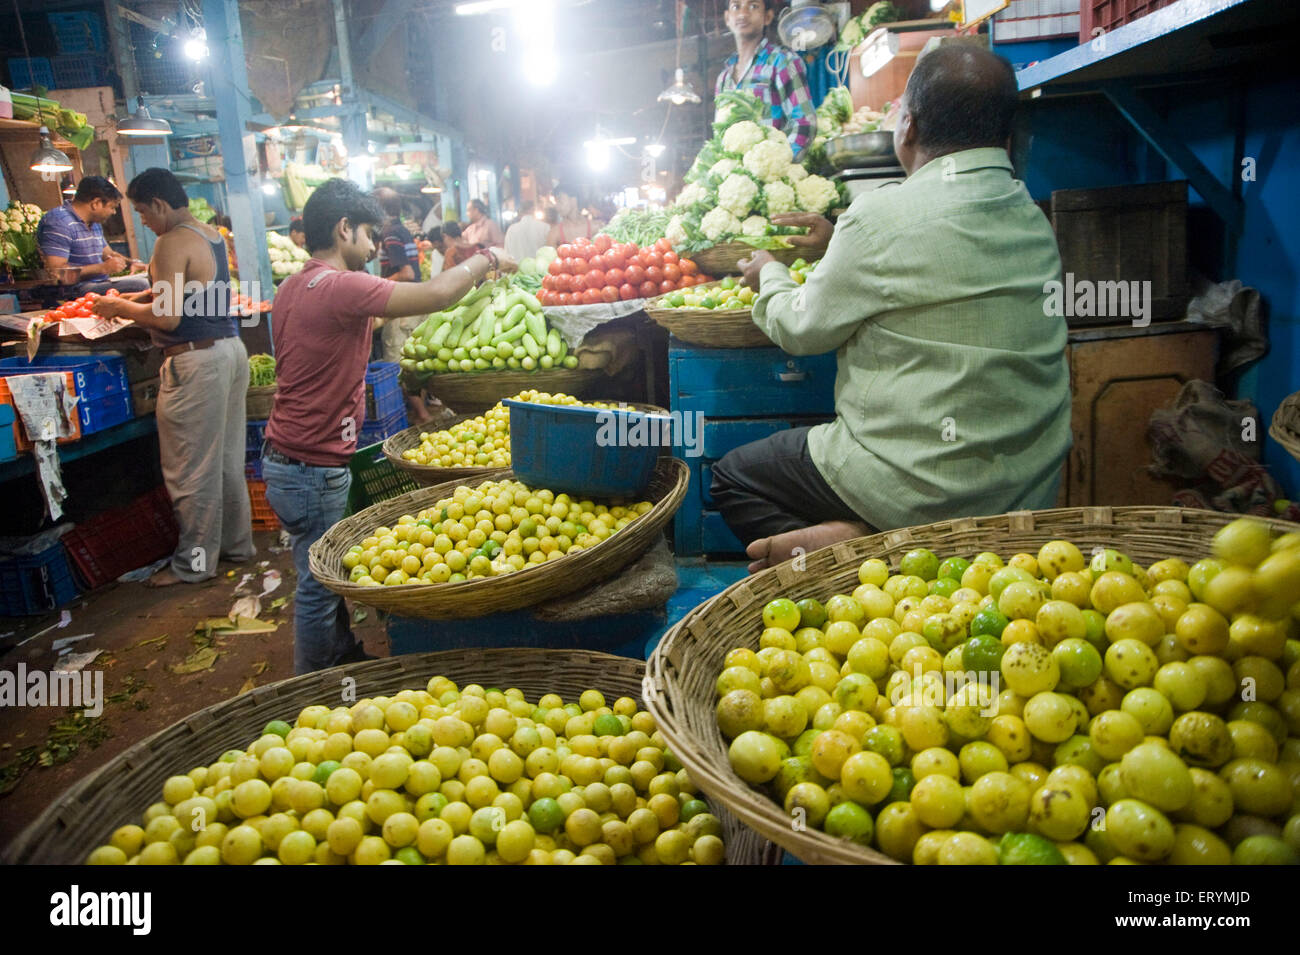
[261,455,358,675]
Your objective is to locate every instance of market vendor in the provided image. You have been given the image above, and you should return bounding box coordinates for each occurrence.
[720,44,1072,573]
[262,178,515,674]
[545,184,605,247]
[716,0,816,158]
[89,168,255,587]
[36,176,149,296]
[463,198,505,249]
[289,217,306,248]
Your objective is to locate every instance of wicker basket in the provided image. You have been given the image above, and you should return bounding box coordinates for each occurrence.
[4,648,778,865]
[645,281,774,349]
[245,384,276,420]
[382,417,501,487]
[428,368,604,415]
[309,457,690,618]
[643,505,1300,865]
[693,241,825,277]
[1269,392,1300,463]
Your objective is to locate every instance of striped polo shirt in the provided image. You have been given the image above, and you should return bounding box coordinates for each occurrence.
[36,202,106,269]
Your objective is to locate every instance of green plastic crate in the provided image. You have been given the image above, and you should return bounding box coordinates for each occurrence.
[348,441,418,515]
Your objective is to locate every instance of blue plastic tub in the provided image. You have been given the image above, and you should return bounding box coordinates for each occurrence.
[0,404,15,462]
[359,407,408,447]
[0,541,81,616]
[504,399,673,498]
[365,362,403,422]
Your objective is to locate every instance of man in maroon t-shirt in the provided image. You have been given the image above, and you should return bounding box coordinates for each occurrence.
[263,178,513,674]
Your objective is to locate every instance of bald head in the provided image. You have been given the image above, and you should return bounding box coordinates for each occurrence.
[373,187,402,218]
[901,45,1019,157]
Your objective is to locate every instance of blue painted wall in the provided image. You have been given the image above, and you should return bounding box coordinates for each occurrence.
[1014,70,1300,496]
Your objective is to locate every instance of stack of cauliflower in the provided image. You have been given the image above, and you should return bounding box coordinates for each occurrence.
[667,121,841,249]
[1,202,42,235]
[1,202,45,272]
[267,228,309,280]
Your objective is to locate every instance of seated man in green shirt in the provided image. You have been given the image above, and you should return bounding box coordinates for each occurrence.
[720,44,1071,573]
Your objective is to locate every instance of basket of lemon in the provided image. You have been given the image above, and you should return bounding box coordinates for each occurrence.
[7,648,779,865]
[309,457,689,618]
[643,506,1300,865]
[645,279,773,349]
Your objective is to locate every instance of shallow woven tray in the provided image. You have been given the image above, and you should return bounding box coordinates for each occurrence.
[245,384,276,420]
[1269,392,1300,464]
[309,457,689,618]
[693,241,826,277]
[643,505,1300,865]
[427,367,604,414]
[645,281,773,349]
[5,648,778,865]
[382,415,501,486]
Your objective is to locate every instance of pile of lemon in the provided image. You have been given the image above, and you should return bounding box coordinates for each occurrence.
[401,391,609,469]
[716,517,1300,865]
[343,479,654,586]
[87,681,725,865]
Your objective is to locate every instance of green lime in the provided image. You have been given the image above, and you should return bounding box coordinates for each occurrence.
[793,728,821,758]
[1052,638,1102,688]
[900,548,941,582]
[762,597,801,631]
[669,293,685,308]
[394,846,427,865]
[528,797,564,834]
[1232,835,1299,865]
[415,792,448,821]
[796,597,827,630]
[263,720,292,739]
[998,832,1067,865]
[929,577,960,598]
[593,713,624,737]
[680,799,709,821]
[938,556,971,582]
[220,750,244,763]
[312,760,341,785]
[886,767,915,804]
[701,296,718,309]
[863,725,905,766]
[970,607,1010,639]
[1081,610,1107,651]
[824,801,875,845]
[962,634,1005,675]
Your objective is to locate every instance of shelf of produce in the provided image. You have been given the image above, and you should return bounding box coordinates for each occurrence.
[0,415,156,484]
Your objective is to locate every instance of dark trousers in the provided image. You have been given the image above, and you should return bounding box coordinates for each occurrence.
[709,426,871,546]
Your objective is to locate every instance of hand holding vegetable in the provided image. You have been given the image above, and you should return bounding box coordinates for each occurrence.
[737,252,777,291]
[771,213,834,249]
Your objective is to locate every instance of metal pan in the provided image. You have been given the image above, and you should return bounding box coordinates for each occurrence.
[825,130,897,170]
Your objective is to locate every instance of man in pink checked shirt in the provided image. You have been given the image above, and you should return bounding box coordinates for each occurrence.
[716,0,817,159]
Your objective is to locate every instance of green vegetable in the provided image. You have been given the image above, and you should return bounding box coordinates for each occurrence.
[546,329,563,360]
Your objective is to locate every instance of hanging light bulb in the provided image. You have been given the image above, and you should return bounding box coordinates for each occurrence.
[117,96,173,137]
[30,126,73,173]
[658,68,701,106]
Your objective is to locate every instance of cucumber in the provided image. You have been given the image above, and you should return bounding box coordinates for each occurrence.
[474,357,490,370]
[496,341,513,360]
[436,348,452,362]
[501,303,527,331]
[521,332,542,360]
[431,358,449,372]
[430,318,456,348]
[442,317,465,347]
[512,345,526,361]
[524,311,547,344]
[507,356,522,370]
[497,321,528,344]
[546,329,563,360]
[521,292,543,313]
[562,355,579,369]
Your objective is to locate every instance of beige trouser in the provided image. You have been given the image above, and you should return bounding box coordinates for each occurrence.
[380,314,422,363]
[156,335,255,581]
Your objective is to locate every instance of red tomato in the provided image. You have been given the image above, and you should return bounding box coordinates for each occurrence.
[542,274,556,291]
[75,307,92,318]
[571,273,589,292]
[556,292,572,306]
[644,251,664,270]
[620,243,639,260]
[553,273,570,293]
[548,258,564,276]
[593,234,613,253]
[601,285,619,303]
[680,258,699,276]
[572,245,592,262]
[625,265,646,285]
[586,254,605,272]
[585,269,606,289]
[659,280,675,295]
[639,280,658,298]
[619,283,638,301]
[663,251,679,266]
[663,263,682,282]
[645,266,664,284]
[579,288,597,305]
[605,267,625,287]
[655,237,672,253]
[105,287,121,297]
[676,275,693,288]
[574,236,592,248]
[557,243,575,259]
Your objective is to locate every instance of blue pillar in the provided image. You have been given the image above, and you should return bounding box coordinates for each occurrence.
[202,0,273,301]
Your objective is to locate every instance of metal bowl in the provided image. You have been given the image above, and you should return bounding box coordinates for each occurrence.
[825,131,897,170]
[45,266,82,285]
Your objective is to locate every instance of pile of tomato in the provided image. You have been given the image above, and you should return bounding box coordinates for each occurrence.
[536,236,711,307]
[41,287,118,322]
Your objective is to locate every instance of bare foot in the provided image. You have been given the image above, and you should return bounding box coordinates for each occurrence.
[144,568,186,588]
[746,520,870,574]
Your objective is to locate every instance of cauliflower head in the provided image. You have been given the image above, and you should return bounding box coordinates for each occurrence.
[717,173,760,217]
[666,215,688,248]
[675,181,708,208]
[743,138,794,183]
[721,120,766,155]
[787,164,809,182]
[741,215,770,238]
[700,207,742,243]
[763,180,797,216]
[708,158,740,181]
[795,174,839,215]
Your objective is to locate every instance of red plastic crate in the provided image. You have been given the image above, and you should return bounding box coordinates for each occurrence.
[1081,0,1177,43]
[62,486,179,589]
[247,479,280,531]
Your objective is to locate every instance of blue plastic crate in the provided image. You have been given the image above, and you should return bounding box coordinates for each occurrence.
[77,390,133,435]
[364,362,403,422]
[504,399,671,498]
[1,354,129,399]
[48,11,107,54]
[246,419,269,457]
[0,541,81,616]
[7,57,54,92]
[52,54,109,90]
[359,407,408,446]
[0,404,15,463]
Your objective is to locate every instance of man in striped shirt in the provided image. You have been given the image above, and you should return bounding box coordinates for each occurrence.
[716,0,816,158]
[36,176,141,295]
